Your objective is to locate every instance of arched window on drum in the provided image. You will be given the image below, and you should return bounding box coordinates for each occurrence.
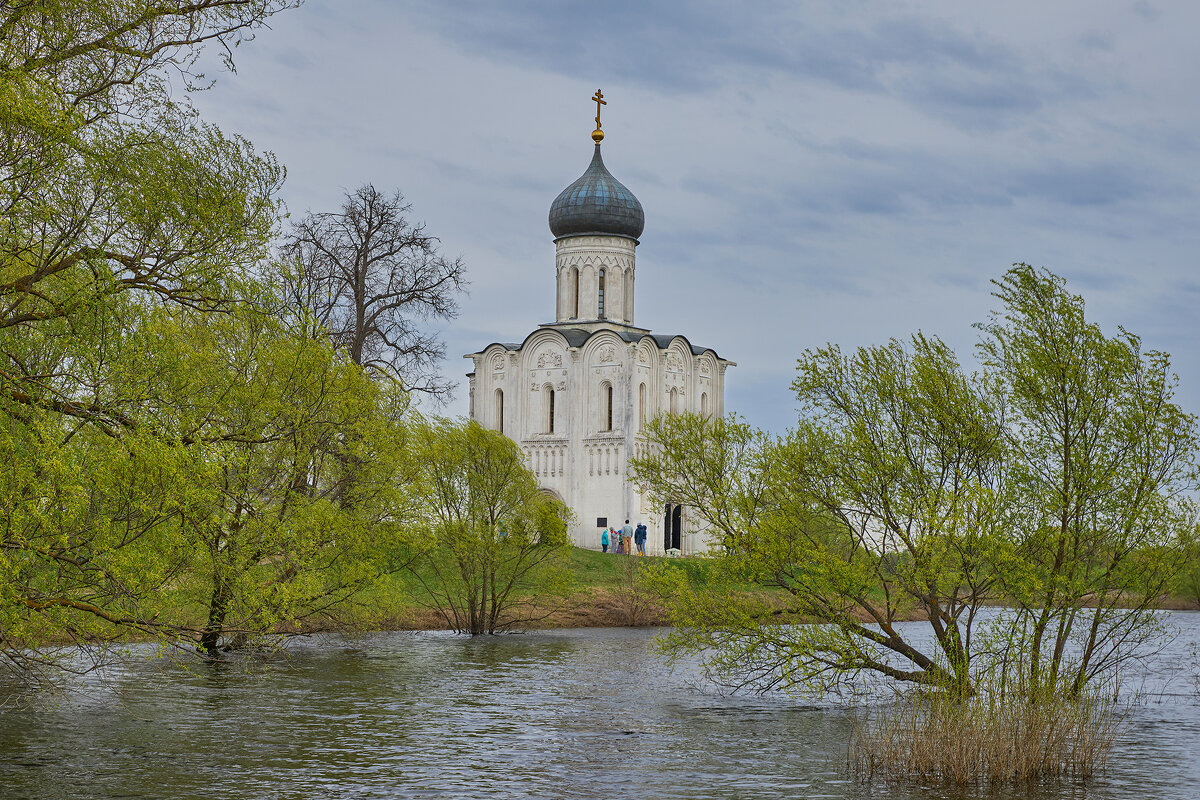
[597,268,606,319]
[571,267,580,319]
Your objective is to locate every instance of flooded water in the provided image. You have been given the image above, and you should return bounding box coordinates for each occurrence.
[0,615,1198,799]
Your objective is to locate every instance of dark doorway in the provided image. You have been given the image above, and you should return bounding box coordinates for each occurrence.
[663,504,682,552]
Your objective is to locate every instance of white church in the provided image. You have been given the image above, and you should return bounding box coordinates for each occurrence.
[465,94,734,555]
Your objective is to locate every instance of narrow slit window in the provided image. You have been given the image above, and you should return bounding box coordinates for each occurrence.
[547,388,555,433]
[571,267,579,318]
[598,268,606,319]
[605,383,614,431]
[496,388,504,433]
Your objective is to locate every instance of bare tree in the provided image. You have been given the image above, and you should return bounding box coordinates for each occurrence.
[279,185,467,397]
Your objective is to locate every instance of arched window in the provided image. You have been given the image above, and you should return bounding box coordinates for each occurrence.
[638,383,647,430]
[670,387,679,414]
[496,388,504,433]
[700,391,708,417]
[546,387,555,433]
[598,268,606,319]
[571,267,579,319]
[604,383,614,431]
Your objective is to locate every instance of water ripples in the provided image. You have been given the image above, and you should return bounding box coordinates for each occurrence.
[0,619,1197,799]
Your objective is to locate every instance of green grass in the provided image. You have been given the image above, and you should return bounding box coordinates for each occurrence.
[557,547,729,588]
[323,547,729,631]
[557,547,636,589]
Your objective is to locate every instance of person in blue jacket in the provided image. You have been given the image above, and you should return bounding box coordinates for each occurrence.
[601,527,609,553]
[634,523,647,555]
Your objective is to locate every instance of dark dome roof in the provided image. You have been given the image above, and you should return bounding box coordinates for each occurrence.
[548,144,644,240]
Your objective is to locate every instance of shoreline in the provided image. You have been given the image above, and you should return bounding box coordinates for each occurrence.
[309,592,1200,638]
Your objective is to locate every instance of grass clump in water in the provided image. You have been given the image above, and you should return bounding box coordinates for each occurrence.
[850,677,1126,787]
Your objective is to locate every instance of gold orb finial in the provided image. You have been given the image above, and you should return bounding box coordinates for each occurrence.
[591,89,606,143]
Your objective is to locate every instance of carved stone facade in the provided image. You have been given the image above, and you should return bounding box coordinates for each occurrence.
[466,327,731,554]
[464,140,734,555]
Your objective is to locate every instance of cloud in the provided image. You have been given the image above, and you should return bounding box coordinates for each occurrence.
[402,1,1106,132]
[1008,162,1144,207]
[189,0,1200,431]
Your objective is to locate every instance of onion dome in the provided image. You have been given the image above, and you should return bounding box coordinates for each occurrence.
[548,144,645,241]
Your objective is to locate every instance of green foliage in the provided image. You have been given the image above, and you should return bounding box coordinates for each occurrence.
[1,291,420,665]
[635,333,1008,696]
[0,405,193,680]
[0,2,439,686]
[633,266,1198,702]
[632,412,775,548]
[1172,533,1200,607]
[405,420,574,635]
[977,264,1199,694]
[134,301,417,654]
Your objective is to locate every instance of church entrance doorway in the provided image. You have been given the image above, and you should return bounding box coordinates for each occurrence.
[663,504,682,553]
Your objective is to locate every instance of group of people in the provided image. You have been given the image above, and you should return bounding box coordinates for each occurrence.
[601,519,647,555]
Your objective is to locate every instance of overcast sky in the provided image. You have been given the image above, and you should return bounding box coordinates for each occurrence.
[191,0,1200,433]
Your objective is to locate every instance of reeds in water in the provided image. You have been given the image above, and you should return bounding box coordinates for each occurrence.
[850,681,1126,786]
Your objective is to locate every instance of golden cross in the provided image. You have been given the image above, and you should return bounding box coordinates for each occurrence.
[592,89,606,128]
[591,89,606,142]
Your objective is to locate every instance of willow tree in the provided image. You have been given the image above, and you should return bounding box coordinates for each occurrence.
[0,1,295,686]
[634,334,1009,697]
[979,265,1199,695]
[633,267,1197,700]
[408,420,572,635]
[1,1,292,337]
[120,298,416,655]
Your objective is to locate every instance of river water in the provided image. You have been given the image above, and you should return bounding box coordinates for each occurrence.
[1,615,1198,799]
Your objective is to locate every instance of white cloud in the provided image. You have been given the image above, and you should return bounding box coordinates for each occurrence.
[189,0,1200,433]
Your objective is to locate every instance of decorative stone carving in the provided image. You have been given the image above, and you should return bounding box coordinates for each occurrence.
[666,352,683,372]
[536,351,563,369]
[700,360,711,375]
[598,345,615,363]
[556,380,567,391]
[491,353,505,371]
[638,348,650,365]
